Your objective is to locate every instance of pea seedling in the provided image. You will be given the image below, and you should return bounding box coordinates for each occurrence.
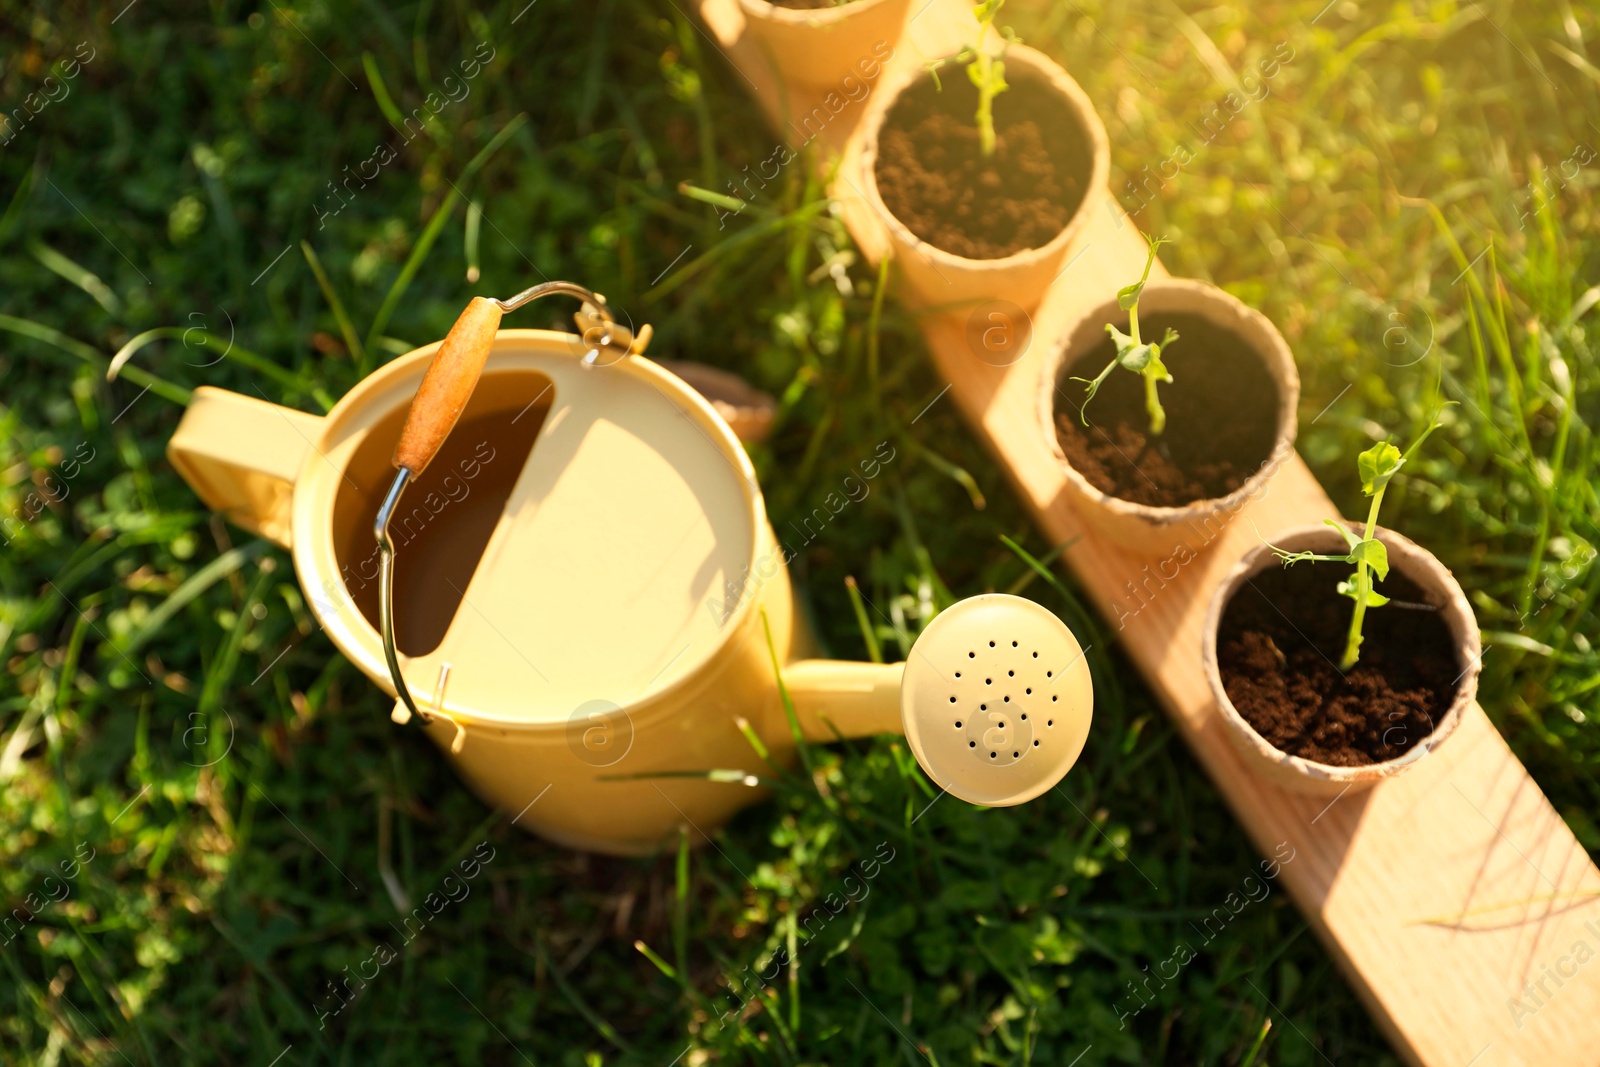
[1264,405,1452,670]
[926,0,1012,157]
[1072,235,1177,434]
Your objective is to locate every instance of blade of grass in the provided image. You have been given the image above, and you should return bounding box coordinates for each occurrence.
[28,239,120,314]
[0,315,191,406]
[844,576,883,663]
[0,158,37,247]
[362,51,408,131]
[762,609,815,780]
[903,436,985,511]
[363,113,528,351]
[197,557,276,716]
[300,241,366,371]
[646,199,828,301]
[634,938,678,980]
[531,931,634,1053]
[674,825,691,983]
[1239,1018,1273,1067]
[106,326,322,406]
[464,197,482,284]
[113,540,271,659]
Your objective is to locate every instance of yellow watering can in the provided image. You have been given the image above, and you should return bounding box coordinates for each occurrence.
[167,282,1094,855]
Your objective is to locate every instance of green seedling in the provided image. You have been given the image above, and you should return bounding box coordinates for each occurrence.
[926,0,1012,157]
[1072,235,1176,435]
[1263,404,1452,671]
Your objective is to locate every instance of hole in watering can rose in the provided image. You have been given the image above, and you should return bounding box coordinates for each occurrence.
[331,370,556,655]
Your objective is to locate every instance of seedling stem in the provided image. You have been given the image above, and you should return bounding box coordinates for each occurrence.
[926,1,1011,158]
[1263,404,1452,670]
[1072,235,1175,435]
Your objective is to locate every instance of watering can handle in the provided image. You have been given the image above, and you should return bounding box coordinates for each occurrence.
[376,282,650,727]
[392,297,504,476]
[390,285,651,476]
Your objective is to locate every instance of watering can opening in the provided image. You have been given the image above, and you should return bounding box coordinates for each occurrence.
[307,338,763,726]
[330,367,556,657]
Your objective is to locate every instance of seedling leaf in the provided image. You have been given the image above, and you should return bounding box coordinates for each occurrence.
[1145,339,1173,384]
[1337,578,1391,607]
[1348,538,1390,580]
[1107,323,1153,373]
[1359,441,1404,495]
[1324,518,1363,553]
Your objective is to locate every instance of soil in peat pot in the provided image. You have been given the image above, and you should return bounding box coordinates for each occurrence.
[1217,562,1459,767]
[874,71,1092,259]
[1054,313,1279,507]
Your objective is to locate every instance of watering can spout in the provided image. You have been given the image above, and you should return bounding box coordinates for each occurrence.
[784,660,906,740]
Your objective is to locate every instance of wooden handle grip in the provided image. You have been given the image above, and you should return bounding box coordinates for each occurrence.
[392,297,503,475]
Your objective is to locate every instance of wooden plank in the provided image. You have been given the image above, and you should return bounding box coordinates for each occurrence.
[695,1,1600,1064]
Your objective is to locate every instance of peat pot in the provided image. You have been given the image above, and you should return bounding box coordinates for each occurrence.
[737,0,911,91]
[1039,278,1299,557]
[1201,523,1480,795]
[859,43,1110,315]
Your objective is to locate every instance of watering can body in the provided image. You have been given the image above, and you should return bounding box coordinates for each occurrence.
[169,330,915,855]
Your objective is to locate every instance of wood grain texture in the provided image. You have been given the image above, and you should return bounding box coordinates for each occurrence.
[695,1,1600,1063]
[392,296,503,474]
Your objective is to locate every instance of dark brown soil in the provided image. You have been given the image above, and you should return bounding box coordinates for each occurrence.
[1053,312,1279,507]
[873,68,1091,259]
[1217,560,1460,767]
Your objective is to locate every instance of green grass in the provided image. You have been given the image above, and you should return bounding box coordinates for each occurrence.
[1,0,1596,1063]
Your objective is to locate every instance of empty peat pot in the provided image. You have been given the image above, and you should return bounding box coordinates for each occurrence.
[736,0,909,90]
[1038,279,1299,556]
[1200,523,1481,794]
[859,43,1109,314]
[166,290,1094,855]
